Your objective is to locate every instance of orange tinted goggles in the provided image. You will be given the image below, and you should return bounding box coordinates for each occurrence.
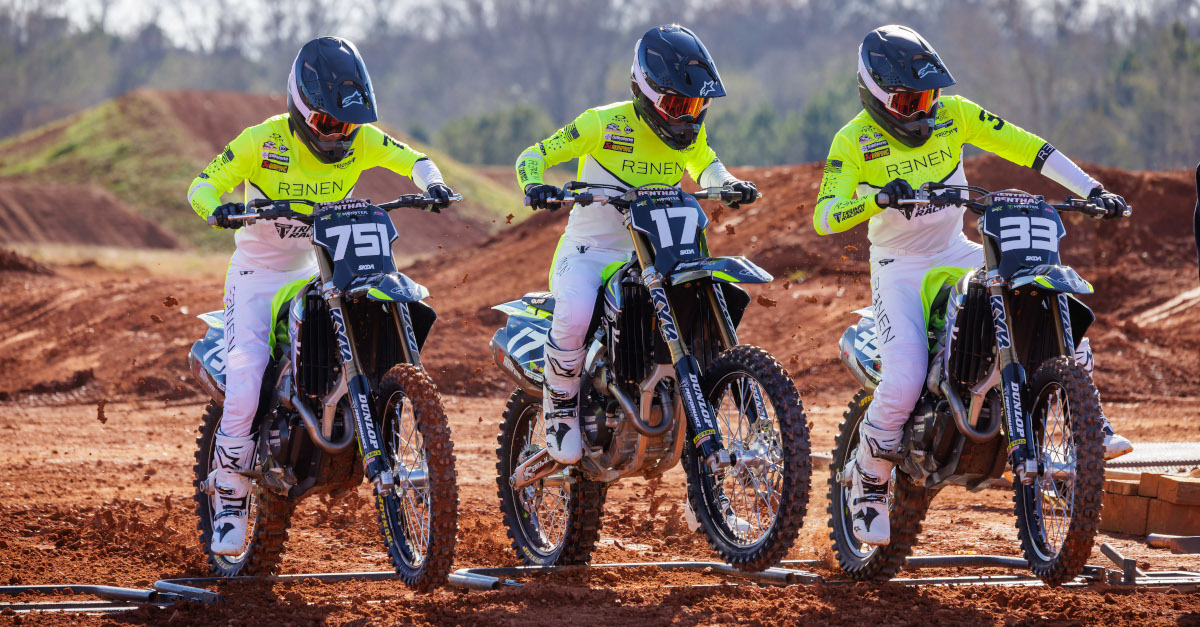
[658,94,710,120]
[887,89,940,118]
[307,111,358,139]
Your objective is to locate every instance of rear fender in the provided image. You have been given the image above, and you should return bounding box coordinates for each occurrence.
[837,308,881,390]
[189,311,227,404]
[489,314,552,397]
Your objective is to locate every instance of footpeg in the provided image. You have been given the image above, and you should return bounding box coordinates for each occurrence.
[511,448,566,490]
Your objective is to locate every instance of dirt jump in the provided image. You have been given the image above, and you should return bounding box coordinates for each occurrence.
[1,149,1199,624]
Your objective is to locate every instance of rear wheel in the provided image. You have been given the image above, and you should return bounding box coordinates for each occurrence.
[1014,357,1104,585]
[688,345,811,571]
[496,389,607,566]
[193,401,294,576]
[375,364,459,591]
[828,390,933,582]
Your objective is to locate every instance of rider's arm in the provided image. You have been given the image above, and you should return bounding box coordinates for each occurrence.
[813,133,884,235]
[685,126,739,188]
[515,110,603,190]
[187,128,256,219]
[953,97,1099,196]
[361,125,444,188]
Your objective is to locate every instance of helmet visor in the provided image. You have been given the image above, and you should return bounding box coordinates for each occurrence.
[657,94,710,120]
[306,111,358,140]
[887,89,940,120]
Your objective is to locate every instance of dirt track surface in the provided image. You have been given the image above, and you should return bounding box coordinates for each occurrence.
[1,156,1199,624]
[0,182,178,249]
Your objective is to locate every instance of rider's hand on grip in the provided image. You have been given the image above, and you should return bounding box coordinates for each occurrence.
[524,184,563,212]
[723,180,759,209]
[210,202,246,229]
[1087,187,1131,220]
[425,183,454,213]
[876,179,916,218]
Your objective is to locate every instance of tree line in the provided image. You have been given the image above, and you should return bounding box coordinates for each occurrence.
[2,0,1198,171]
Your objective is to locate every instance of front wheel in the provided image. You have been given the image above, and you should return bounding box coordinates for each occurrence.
[1014,356,1104,585]
[375,364,459,591]
[687,344,811,571]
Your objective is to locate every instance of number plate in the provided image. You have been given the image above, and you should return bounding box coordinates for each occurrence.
[980,197,1065,278]
[313,205,398,289]
[628,192,710,273]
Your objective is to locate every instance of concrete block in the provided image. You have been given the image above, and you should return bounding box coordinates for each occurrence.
[1140,473,1161,499]
[1158,476,1200,506]
[1104,479,1139,496]
[1147,499,1200,536]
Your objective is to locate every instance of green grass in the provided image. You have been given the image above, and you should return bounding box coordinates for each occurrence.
[0,91,525,251]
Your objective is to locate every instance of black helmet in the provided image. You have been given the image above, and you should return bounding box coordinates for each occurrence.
[286,37,378,164]
[630,25,725,150]
[857,25,955,148]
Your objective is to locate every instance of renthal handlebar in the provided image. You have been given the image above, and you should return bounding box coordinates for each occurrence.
[207,194,462,226]
[539,184,762,210]
[878,186,1121,218]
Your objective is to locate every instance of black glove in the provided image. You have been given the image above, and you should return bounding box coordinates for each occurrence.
[1087,187,1129,220]
[524,184,563,211]
[425,183,454,213]
[876,179,916,218]
[211,202,246,229]
[720,180,758,209]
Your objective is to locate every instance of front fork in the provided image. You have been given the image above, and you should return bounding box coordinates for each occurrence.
[631,230,729,473]
[988,285,1038,484]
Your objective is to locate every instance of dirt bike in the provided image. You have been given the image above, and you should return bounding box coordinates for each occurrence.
[829,183,1128,585]
[189,194,460,590]
[490,182,811,572]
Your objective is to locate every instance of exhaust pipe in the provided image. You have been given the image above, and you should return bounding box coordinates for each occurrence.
[291,393,356,453]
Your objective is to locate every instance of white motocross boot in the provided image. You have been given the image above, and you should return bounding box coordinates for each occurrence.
[542,342,585,465]
[847,420,901,546]
[209,432,256,556]
[1075,338,1133,460]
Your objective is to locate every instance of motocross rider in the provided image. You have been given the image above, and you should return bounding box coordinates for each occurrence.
[814,25,1133,546]
[515,25,757,467]
[186,37,455,556]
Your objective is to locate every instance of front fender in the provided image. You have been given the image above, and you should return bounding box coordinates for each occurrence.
[360,272,431,303]
[1010,265,1093,295]
[669,256,773,285]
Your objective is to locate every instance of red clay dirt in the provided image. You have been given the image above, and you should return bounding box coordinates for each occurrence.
[1,154,1199,624]
[0,182,179,249]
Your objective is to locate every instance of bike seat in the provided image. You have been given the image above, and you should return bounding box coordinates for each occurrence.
[521,292,555,316]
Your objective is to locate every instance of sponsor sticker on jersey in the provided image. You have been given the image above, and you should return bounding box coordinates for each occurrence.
[261,159,288,173]
[862,140,888,151]
[603,141,634,153]
[606,122,621,132]
[859,134,871,144]
[262,151,289,164]
[604,133,634,144]
[566,124,580,141]
[863,148,891,161]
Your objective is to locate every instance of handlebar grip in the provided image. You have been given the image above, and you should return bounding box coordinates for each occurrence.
[248,198,274,209]
[875,192,889,207]
[206,216,218,226]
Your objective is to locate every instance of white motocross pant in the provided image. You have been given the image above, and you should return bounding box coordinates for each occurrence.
[861,236,1095,471]
[219,263,316,437]
[543,238,631,401]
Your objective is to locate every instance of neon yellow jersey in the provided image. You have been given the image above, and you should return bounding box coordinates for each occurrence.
[813,95,1092,256]
[187,114,430,271]
[516,101,731,250]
